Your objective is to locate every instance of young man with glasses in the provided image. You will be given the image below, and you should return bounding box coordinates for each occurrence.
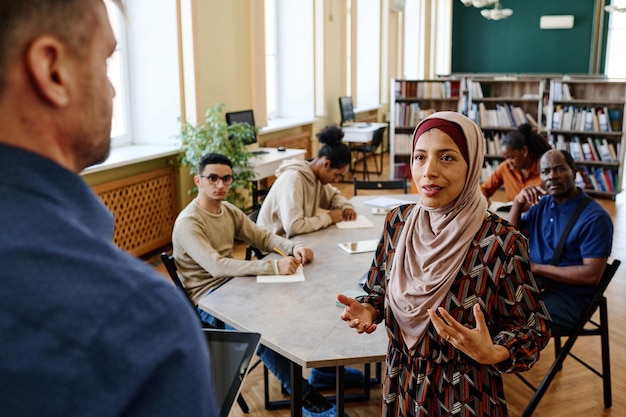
[173,153,345,417]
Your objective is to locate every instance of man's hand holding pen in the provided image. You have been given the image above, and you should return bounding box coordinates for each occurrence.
[273,246,313,274]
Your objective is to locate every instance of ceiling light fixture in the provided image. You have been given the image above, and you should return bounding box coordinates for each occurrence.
[605,5,626,13]
[480,1,513,20]
[460,0,497,7]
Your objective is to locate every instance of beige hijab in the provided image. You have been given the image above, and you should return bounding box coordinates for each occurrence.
[388,111,488,349]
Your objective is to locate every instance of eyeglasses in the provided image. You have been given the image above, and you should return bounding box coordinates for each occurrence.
[199,174,234,185]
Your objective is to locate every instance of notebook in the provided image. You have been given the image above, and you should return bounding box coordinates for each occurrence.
[335,214,374,229]
[203,329,262,417]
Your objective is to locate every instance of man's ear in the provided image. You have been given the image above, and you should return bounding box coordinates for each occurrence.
[26,36,72,107]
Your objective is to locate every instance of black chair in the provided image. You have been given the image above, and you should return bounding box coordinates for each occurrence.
[353,177,408,196]
[245,205,266,261]
[351,127,386,180]
[516,258,621,417]
[160,252,198,312]
[160,251,255,413]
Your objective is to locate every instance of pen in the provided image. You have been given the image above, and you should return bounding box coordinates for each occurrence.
[273,247,289,257]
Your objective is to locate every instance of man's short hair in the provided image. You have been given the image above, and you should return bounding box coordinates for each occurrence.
[198,153,233,173]
[0,0,124,95]
[559,149,576,170]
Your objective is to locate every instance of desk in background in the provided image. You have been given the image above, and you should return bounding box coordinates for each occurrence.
[341,122,388,144]
[199,194,419,417]
[249,147,306,208]
[342,123,388,180]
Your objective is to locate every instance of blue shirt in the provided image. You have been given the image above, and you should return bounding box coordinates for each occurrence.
[0,145,217,417]
[521,189,613,296]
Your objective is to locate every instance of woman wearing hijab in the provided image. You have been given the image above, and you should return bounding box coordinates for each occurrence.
[337,112,550,417]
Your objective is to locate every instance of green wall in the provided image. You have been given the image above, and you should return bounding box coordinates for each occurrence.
[451,0,604,74]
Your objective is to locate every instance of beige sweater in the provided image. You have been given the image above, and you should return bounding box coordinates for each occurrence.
[257,159,354,237]
[172,199,300,305]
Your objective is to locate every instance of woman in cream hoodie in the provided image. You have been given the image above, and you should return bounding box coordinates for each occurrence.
[257,125,357,238]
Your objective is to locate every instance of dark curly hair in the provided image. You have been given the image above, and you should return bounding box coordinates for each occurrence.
[502,123,552,159]
[316,125,352,169]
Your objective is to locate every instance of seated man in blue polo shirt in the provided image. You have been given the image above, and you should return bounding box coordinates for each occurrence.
[509,149,613,332]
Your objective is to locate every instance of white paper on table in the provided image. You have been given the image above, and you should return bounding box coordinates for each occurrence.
[364,196,409,208]
[335,214,374,229]
[257,266,305,283]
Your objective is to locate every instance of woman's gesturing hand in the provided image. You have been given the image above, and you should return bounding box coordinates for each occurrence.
[337,294,377,334]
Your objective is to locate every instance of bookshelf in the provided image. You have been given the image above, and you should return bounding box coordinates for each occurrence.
[462,76,549,183]
[546,79,626,199]
[389,78,465,179]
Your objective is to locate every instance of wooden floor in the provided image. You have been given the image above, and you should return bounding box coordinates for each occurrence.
[149,153,626,417]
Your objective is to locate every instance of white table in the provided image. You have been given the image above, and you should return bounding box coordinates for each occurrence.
[342,123,388,179]
[249,147,306,207]
[342,122,388,143]
[199,194,419,417]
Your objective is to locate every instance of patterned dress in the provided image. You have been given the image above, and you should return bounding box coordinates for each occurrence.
[356,204,551,417]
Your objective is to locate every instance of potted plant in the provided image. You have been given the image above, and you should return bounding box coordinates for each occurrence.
[177,103,257,210]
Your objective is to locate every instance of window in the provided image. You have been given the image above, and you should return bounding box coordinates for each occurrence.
[265,0,278,118]
[605,0,626,78]
[105,0,131,147]
[353,1,381,109]
[264,0,315,120]
[103,0,182,149]
[403,0,422,79]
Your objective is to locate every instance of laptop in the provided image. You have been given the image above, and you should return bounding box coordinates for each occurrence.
[203,329,262,417]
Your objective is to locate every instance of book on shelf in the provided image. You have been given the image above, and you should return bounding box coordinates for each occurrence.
[468,103,479,125]
[561,107,574,130]
[575,171,588,189]
[577,167,595,190]
[562,83,572,100]
[608,109,621,131]
[569,136,583,160]
[394,133,412,155]
[586,137,600,161]
[552,105,563,130]
[581,142,595,161]
[602,168,615,192]
[595,138,613,162]
[470,80,484,99]
[598,107,610,132]
[481,160,499,183]
[583,108,594,131]
[608,141,618,161]
[484,133,503,155]
[526,113,538,129]
[582,166,600,191]
[593,168,607,192]
[446,80,461,99]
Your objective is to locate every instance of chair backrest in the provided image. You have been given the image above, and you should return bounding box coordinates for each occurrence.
[160,252,196,309]
[245,207,265,260]
[353,177,408,196]
[554,258,621,337]
[369,127,386,149]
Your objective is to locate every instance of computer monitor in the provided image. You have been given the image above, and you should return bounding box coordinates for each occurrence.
[225,110,257,145]
[339,96,356,126]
